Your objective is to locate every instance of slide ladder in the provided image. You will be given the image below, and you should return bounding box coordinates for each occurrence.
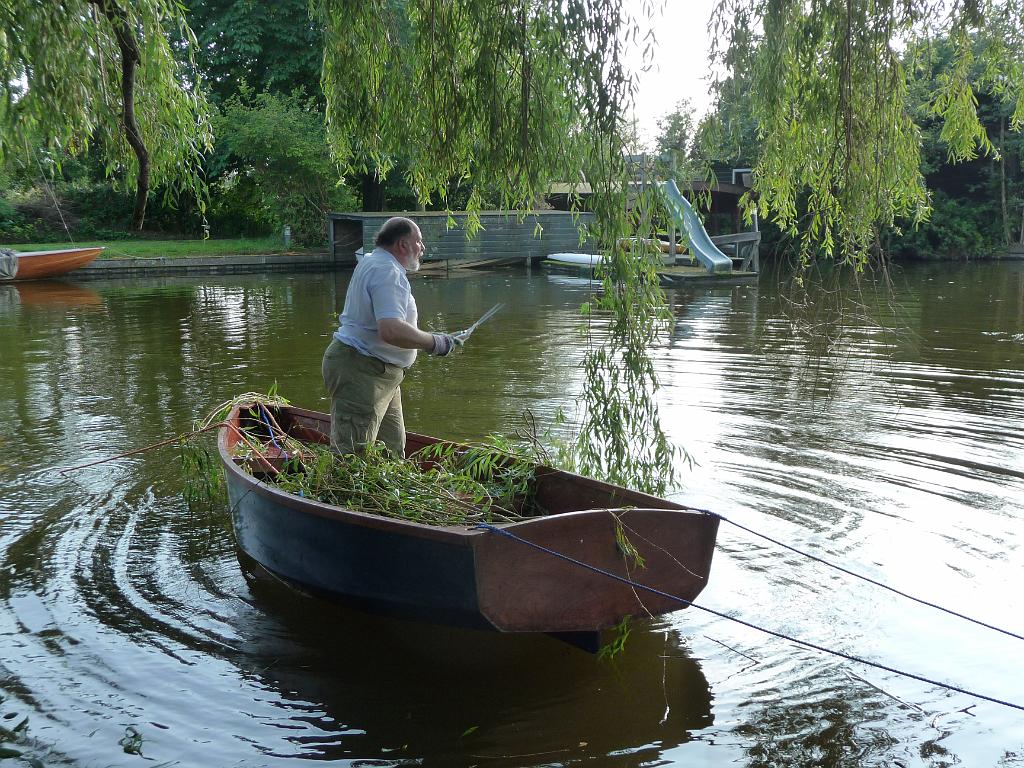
[661,180,733,274]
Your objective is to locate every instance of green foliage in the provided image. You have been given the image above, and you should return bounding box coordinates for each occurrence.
[0,198,38,242]
[184,0,323,104]
[694,69,761,172]
[708,0,1024,265]
[651,99,706,186]
[180,438,227,508]
[891,33,1024,256]
[0,146,210,240]
[318,0,618,216]
[929,30,998,161]
[0,198,16,225]
[0,0,212,218]
[204,176,278,239]
[190,392,547,526]
[578,180,683,495]
[598,616,632,660]
[246,440,543,525]
[213,87,358,244]
[890,190,1004,259]
[655,99,696,160]
[614,519,644,569]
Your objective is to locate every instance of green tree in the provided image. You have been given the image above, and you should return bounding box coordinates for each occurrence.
[655,99,695,159]
[890,33,1024,257]
[213,88,357,244]
[694,70,761,171]
[708,0,1024,265]
[1,0,212,229]
[184,0,323,104]
[180,0,421,213]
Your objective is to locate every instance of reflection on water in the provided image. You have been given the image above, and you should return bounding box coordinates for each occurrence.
[0,281,104,325]
[13,279,105,307]
[0,264,1023,766]
[236,563,712,763]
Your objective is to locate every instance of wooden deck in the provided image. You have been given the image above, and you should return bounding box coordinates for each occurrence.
[657,263,759,286]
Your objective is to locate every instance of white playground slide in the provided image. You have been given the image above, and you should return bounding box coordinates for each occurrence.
[661,180,733,274]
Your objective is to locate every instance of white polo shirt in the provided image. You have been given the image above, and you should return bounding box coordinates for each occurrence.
[334,247,419,368]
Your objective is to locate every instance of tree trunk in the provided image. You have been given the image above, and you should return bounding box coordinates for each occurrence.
[92,0,150,231]
[359,172,386,211]
[1001,118,1009,246]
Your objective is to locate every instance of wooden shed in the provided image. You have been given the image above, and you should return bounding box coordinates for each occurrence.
[327,210,595,266]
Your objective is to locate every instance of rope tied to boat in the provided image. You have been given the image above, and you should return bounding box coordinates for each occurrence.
[692,508,1024,643]
[472,521,1024,713]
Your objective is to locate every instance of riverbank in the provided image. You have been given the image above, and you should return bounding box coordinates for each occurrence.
[77,250,337,278]
[15,236,304,260]
[11,237,334,279]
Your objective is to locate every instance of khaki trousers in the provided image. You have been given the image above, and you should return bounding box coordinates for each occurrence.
[321,339,406,457]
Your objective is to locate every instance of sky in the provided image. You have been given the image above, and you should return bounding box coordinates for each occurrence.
[624,0,720,146]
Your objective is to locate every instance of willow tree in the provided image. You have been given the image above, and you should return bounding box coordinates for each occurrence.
[0,0,212,229]
[709,0,1024,266]
[317,0,678,492]
[315,0,1024,490]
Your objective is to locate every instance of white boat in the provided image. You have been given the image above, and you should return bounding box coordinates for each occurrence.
[545,251,678,268]
[545,252,607,267]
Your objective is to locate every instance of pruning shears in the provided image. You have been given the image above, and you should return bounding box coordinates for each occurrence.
[453,303,505,344]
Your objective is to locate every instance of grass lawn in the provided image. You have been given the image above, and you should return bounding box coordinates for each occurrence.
[12,236,321,260]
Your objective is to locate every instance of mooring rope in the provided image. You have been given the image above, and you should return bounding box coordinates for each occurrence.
[472,522,1024,713]
[696,508,1024,643]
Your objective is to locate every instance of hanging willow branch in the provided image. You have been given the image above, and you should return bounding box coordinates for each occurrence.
[318,0,681,494]
[708,0,1024,267]
[0,0,213,226]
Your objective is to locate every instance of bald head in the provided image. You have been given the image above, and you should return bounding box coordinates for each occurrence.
[374,217,418,248]
[374,216,424,271]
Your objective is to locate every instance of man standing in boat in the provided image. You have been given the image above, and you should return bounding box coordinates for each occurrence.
[322,216,460,457]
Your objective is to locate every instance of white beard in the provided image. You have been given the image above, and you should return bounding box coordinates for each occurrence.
[408,254,421,272]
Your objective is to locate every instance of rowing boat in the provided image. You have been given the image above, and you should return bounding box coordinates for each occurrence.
[218,402,718,650]
[0,247,103,281]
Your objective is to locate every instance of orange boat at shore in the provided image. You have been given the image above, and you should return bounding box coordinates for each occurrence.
[0,247,103,281]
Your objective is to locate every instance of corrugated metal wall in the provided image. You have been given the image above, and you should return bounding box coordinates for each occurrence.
[328,211,596,265]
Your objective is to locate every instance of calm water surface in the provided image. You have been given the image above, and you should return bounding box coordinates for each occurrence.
[1,262,1022,766]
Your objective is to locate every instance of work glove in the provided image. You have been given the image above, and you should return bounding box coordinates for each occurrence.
[430,332,463,357]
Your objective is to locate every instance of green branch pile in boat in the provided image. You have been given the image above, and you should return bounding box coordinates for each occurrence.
[247,440,544,526]
[181,390,294,508]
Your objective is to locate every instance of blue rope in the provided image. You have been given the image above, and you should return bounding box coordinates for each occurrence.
[257,405,287,457]
[473,522,1024,713]
[696,508,1024,643]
